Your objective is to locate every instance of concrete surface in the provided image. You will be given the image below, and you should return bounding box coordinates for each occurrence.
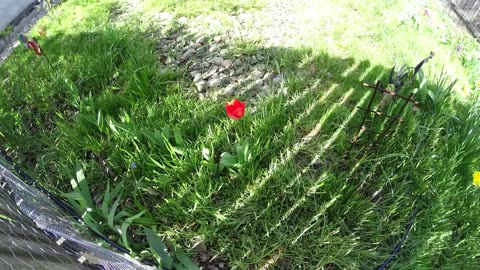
[0,0,36,31]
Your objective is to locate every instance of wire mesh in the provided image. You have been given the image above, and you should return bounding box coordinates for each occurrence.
[0,157,155,270]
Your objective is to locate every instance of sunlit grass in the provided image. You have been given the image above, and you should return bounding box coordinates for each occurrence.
[0,0,479,269]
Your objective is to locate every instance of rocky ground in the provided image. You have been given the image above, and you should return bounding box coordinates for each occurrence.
[141,0,312,111]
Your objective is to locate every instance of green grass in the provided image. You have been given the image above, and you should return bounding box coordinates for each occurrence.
[0,0,480,268]
[139,0,265,17]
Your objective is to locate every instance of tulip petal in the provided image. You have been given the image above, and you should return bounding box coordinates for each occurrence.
[225,98,246,120]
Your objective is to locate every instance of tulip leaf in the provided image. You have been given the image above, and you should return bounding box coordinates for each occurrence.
[220,152,238,167]
[114,210,131,221]
[101,181,111,218]
[201,160,218,172]
[428,90,435,102]
[162,125,171,140]
[175,250,200,270]
[145,228,174,268]
[173,127,185,147]
[236,141,251,163]
[120,210,146,250]
[172,146,185,155]
[108,195,123,231]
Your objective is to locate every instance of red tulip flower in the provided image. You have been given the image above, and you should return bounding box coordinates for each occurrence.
[27,39,42,56]
[225,98,246,120]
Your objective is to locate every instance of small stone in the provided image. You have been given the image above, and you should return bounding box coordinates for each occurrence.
[196,47,206,54]
[223,85,235,96]
[263,72,275,81]
[253,69,266,78]
[157,45,169,52]
[209,45,219,53]
[273,75,283,84]
[233,59,242,66]
[230,76,239,82]
[196,81,207,92]
[188,64,200,71]
[254,79,264,86]
[196,36,206,44]
[214,35,222,42]
[193,73,203,83]
[219,263,225,268]
[210,73,219,79]
[165,57,174,65]
[235,67,246,76]
[256,64,266,70]
[229,69,235,76]
[201,62,211,68]
[192,42,202,49]
[218,66,227,73]
[220,49,228,55]
[176,36,183,42]
[221,59,233,68]
[190,71,199,77]
[208,78,222,88]
[156,12,174,21]
[178,16,187,23]
[257,54,265,61]
[209,57,224,65]
[203,66,219,79]
[181,49,196,60]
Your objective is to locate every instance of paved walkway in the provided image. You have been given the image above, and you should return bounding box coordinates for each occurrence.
[0,0,35,31]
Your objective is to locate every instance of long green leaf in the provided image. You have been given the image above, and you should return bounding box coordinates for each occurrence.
[102,182,124,220]
[220,152,237,167]
[114,210,130,221]
[173,126,185,147]
[82,214,103,235]
[62,192,86,211]
[145,228,173,269]
[108,195,122,231]
[101,182,111,218]
[120,211,146,250]
[175,251,200,270]
[75,162,94,209]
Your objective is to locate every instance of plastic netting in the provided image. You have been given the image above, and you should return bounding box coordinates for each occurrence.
[0,157,155,270]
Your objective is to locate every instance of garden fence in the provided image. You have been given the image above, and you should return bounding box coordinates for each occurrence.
[0,155,154,270]
[448,0,480,38]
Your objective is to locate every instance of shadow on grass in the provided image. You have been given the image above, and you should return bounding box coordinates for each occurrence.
[0,20,476,270]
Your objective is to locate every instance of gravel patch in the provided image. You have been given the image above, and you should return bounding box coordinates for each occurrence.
[146,1,309,105]
[155,29,284,103]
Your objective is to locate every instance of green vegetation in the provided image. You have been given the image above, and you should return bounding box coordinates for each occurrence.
[0,0,479,268]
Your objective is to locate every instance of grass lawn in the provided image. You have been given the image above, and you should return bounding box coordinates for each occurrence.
[1,0,480,268]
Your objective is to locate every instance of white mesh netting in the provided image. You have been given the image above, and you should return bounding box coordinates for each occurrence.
[0,158,155,270]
